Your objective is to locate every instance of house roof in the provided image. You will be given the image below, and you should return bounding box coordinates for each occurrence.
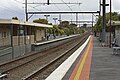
[0,19,53,28]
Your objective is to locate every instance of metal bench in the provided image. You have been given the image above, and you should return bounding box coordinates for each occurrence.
[112,37,120,55]
[113,46,120,55]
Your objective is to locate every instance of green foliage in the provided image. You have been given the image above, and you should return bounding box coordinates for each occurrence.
[47,25,65,36]
[94,12,120,32]
[59,21,69,28]
[34,19,85,37]
[33,18,48,24]
[12,17,18,20]
[58,21,83,35]
[64,28,70,36]
[59,29,64,35]
[94,16,102,32]
[69,23,77,27]
[48,28,53,34]
[48,23,52,25]
[83,24,87,28]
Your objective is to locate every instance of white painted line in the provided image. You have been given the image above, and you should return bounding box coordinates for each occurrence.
[34,34,79,45]
[45,36,91,80]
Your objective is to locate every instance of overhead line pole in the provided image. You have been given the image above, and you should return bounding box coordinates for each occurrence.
[76,13,78,25]
[92,13,94,28]
[25,0,28,21]
[109,0,112,48]
[25,0,28,53]
[102,0,106,42]
[99,0,101,16]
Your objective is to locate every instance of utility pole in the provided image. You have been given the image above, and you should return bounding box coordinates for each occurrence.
[47,0,49,5]
[92,13,94,28]
[25,0,28,21]
[99,0,101,16]
[101,0,109,42]
[102,0,106,42]
[109,0,112,47]
[76,13,78,25]
[25,0,28,53]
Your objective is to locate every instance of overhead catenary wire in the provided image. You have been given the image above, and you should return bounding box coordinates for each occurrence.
[60,0,73,23]
[78,2,84,20]
[14,0,42,11]
[61,0,73,11]
[51,0,61,10]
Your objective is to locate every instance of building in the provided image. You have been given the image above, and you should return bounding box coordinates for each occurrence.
[107,20,120,46]
[0,19,52,59]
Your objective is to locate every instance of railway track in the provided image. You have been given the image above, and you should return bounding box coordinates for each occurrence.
[0,36,78,74]
[0,33,89,80]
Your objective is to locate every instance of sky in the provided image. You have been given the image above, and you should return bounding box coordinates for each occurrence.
[0,0,120,25]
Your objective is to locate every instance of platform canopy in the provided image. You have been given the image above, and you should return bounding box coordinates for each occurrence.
[0,19,53,28]
[107,20,120,26]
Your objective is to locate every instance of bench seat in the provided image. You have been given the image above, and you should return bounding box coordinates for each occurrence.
[113,47,120,54]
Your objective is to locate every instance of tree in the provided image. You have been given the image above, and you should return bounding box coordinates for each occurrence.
[48,23,52,25]
[83,24,87,28]
[93,12,120,32]
[59,21,69,28]
[12,17,18,20]
[69,23,77,27]
[33,18,48,24]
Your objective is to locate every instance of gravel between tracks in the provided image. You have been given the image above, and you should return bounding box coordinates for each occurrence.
[0,34,89,80]
[27,34,89,80]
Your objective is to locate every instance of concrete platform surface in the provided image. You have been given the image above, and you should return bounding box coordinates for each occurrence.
[46,36,120,80]
[90,37,120,80]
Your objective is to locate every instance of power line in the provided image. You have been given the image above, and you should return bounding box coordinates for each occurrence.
[61,0,73,11]
[14,0,23,4]
[60,0,73,23]
[13,0,41,11]
[51,0,61,10]
[78,2,84,20]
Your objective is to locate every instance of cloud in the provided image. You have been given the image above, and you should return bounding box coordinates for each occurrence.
[80,0,99,11]
[0,0,120,22]
[113,0,120,10]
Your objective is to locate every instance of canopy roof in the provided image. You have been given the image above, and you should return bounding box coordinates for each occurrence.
[107,20,120,26]
[0,19,53,28]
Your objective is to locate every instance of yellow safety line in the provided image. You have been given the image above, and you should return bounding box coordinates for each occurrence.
[74,37,92,80]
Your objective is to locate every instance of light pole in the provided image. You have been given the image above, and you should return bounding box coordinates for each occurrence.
[44,15,50,21]
[58,14,62,24]
[53,18,58,25]
[44,15,50,40]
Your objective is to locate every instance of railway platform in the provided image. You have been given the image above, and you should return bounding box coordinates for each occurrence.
[46,36,120,80]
